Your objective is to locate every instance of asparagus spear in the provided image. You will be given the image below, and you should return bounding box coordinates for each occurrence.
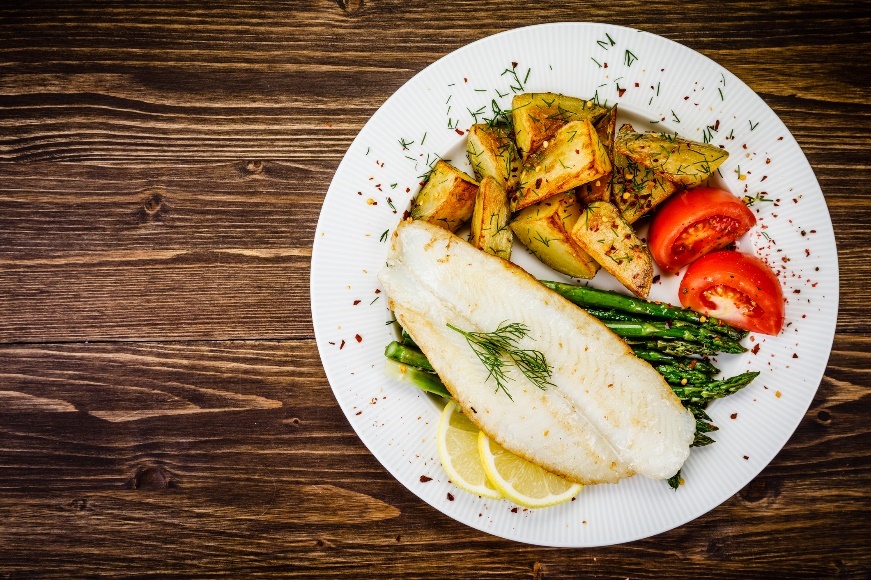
[541,281,748,340]
[626,339,725,358]
[385,341,434,372]
[383,359,450,399]
[671,372,760,404]
[582,307,645,323]
[632,349,720,375]
[400,329,418,348]
[602,321,747,353]
[656,364,712,386]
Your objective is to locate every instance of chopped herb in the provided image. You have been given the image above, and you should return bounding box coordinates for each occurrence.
[624,49,637,67]
[749,120,759,131]
[447,321,555,399]
[591,57,603,68]
[379,229,389,242]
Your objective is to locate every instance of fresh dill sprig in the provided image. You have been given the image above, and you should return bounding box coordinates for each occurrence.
[447,321,555,399]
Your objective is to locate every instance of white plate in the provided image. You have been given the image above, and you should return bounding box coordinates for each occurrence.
[310,23,838,547]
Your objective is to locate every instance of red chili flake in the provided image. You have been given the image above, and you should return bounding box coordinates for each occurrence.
[742,144,748,149]
[618,88,626,97]
[730,413,738,419]
[793,289,801,294]
[355,411,362,415]
[358,191,362,195]
[406,187,410,193]
[355,334,363,343]
[511,61,518,68]
[402,210,411,220]
[778,136,784,140]
[455,128,465,136]
[511,507,518,513]
[420,475,432,483]
[751,344,761,355]
[375,289,381,294]
[635,83,640,87]
[792,353,798,358]
[810,229,816,233]
[805,249,810,257]
[447,493,455,501]
[714,120,720,130]
[339,340,345,349]
[761,176,767,181]
[353,300,361,305]
[603,62,608,68]
[793,198,799,203]
[328,341,335,345]
[743,455,749,460]
[463,77,468,83]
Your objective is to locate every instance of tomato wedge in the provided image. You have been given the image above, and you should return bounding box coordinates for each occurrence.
[648,187,756,273]
[679,251,784,335]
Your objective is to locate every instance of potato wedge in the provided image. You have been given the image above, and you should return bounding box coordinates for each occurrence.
[466,124,521,191]
[410,160,478,231]
[469,176,513,260]
[510,191,600,279]
[612,125,682,223]
[512,93,607,160]
[614,130,728,188]
[514,119,611,211]
[569,201,653,297]
[578,105,617,204]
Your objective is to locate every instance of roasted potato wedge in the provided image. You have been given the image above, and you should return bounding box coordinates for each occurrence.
[510,192,600,279]
[512,93,607,160]
[569,201,653,297]
[612,124,682,223]
[514,119,611,211]
[410,160,478,231]
[614,130,728,188]
[467,124,521,191]
[578,105,618,204]
[469,176,513,260]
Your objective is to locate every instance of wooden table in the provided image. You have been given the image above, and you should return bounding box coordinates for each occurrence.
[1,2,868,577]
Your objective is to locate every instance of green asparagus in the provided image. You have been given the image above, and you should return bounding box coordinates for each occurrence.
[385,341,435,372]
[632,350,720,375]
[656,364,712,386]
[383,358,451,399]
[671,372,760,404]
[626,339,724,358]
[602,321,747,354]
[541,280,748,340]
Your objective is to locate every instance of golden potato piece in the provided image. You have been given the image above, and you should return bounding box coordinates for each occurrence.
[466,124,521,191]
[512,92,607,160]
[612,124,682,223]
[578,105,617,204]
[410,160,478,231]
[569,201,653,297]
[514,119,611,211]
[510,192,599,279]
[614,130,728,188]
[469,176,512,260]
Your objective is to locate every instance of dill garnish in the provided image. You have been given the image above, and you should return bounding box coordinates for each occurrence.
[447,321,555,400]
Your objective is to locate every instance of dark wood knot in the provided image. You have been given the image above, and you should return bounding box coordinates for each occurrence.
[738,476,782,503]
[706,537,730,559]
[135,190,170,224]
[67,498,90,511]
[816,409,832,424]
[335,0,364,14]
[127,466,177,490]
[243,160,264,175]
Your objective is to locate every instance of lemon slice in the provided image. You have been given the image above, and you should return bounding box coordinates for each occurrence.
[477,432,582,508]
[437,401,502,499]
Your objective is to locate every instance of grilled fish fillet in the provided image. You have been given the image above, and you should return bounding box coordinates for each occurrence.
[379,220,695,484]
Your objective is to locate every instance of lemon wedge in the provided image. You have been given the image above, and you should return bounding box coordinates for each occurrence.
[477,431,582,508]
[437,401,502,499]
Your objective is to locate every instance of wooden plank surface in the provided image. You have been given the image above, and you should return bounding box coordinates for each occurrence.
[1,1,869,577]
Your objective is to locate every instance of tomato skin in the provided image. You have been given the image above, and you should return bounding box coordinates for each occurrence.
[679,251,784,335]
[649,187,756,273]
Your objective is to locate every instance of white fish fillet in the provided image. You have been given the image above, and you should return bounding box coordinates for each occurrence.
[379,220,695,484]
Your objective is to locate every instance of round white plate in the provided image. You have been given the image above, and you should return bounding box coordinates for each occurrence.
[310,23,838,547]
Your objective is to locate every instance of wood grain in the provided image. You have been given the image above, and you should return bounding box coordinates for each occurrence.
[0,0,868,576]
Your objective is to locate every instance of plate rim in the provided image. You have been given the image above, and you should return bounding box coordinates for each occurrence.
[310,21,840,546]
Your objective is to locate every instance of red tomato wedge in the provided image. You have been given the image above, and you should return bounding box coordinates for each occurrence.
[679,251,785,335]
[648,187,756,273]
